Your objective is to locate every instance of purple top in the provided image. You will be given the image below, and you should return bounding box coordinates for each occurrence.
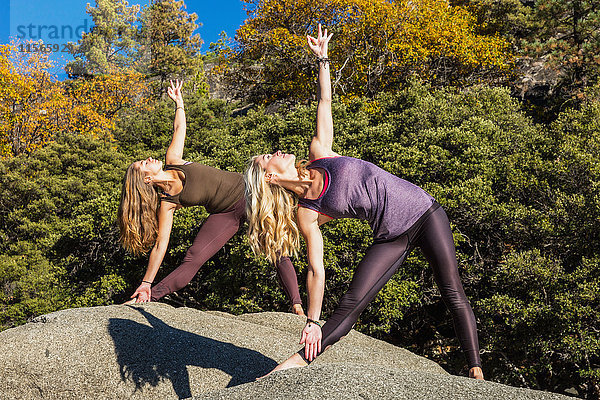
[298,156,435,242]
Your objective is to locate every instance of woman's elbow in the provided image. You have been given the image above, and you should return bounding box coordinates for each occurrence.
[308,264,325,279]
[152,240,169,254]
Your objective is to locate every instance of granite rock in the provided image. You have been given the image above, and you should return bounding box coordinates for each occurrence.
[0,303,572,400]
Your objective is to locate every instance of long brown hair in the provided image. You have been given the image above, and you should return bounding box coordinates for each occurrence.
[117,163,161,255]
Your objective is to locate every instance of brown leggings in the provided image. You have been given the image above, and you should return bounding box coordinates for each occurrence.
[151,197,302,306]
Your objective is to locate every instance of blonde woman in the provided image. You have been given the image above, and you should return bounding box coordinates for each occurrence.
[245,26,483,379]
[118,79,303,315]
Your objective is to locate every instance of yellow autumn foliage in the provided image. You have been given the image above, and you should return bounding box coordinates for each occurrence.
[0,42,150,157]
[221,0,511,101]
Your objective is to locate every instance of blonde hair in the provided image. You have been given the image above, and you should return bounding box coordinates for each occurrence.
[117,162,161,256]
[244,156,307,265]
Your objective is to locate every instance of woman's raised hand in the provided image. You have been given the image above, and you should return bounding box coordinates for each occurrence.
[167,79,184,105]
[307,24,333,58]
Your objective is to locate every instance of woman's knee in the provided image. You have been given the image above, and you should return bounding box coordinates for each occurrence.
[440,286,471,313]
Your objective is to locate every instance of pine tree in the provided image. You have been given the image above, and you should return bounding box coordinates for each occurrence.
[528,0,600,95]
[138,0,204,85]
[67,0,140,76]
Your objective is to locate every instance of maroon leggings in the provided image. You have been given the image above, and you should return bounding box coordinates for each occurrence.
[151,197,302,306]
[299,203,481,368]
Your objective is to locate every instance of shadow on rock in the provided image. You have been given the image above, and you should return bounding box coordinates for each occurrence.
[108,306,277,399]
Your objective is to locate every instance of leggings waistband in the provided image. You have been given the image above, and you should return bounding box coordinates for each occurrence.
[374,201,441,246]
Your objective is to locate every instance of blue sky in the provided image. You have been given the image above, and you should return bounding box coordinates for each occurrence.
[1,0,248,79]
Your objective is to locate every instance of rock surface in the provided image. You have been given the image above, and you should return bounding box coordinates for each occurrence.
[199,364,571,400]
[514,56,561,102]
[0,303,571,400]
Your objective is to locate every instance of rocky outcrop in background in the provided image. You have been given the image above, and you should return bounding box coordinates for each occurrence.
[0,304,573,399]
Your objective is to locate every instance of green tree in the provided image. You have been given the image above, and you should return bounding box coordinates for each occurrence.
[0,133,131,330]
[453,0,532,41]
[528,0,600,97]
[138,0,206,92]
[67,0,141,76]
[458,0,600,106]
[2,75,598,397]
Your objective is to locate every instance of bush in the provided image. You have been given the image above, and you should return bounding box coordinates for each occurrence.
[1,82,597,397]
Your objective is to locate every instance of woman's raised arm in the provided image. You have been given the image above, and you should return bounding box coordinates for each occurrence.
[308,25,337,161]
[166,79,186,165]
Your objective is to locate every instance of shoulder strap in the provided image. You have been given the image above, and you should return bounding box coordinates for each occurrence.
[164,161,193,170]
[164,164,182,172]
[160,192,179,204]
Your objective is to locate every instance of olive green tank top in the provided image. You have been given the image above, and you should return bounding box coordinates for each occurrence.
[161,162,244,214]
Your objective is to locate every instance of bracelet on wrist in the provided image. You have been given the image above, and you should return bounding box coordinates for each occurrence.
[306,318,322,328]
[317,57,330,65]
[142,280,153,285]
[175,106,184,111]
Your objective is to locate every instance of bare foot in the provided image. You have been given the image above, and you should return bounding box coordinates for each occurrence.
[469,367,484,380]
[258,353,308,380]
[292,304,305,316]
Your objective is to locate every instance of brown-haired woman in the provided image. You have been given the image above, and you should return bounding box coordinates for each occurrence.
[117,79,304,315]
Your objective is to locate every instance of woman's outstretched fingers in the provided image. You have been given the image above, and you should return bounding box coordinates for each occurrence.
[300,329,307,344]
[308,24,333,57]
[130,283,152,303]
[308,35,320,55]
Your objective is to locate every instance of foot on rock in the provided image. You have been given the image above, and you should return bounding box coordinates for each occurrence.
[469,367,484,380]
[258,353,308,380]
